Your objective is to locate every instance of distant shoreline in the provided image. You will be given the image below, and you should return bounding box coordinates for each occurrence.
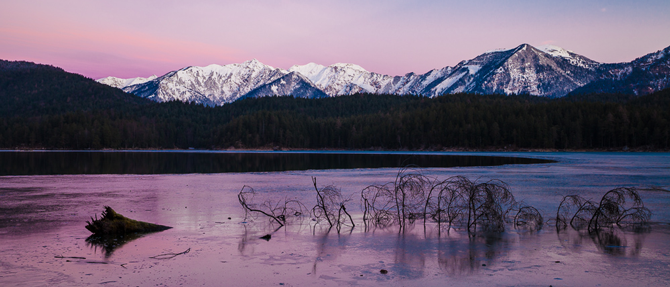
[2,146,668,153]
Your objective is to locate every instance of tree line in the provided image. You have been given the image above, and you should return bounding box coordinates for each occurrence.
[1,89,669,150]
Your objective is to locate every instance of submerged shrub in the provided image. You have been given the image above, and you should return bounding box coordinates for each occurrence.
[514,206,544,231]
[311,177,355,232]
[361,167,433,230]
[556,187,651,234]
[361,168,523,233]
[556,195,597,231]
[588,187,652,232]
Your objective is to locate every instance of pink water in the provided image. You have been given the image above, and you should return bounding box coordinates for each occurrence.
[1,152,669,286]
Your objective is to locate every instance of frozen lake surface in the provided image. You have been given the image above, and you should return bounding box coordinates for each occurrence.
[1,152,669,286]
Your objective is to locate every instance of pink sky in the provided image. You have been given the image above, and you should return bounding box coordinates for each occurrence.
[1,0,669,79]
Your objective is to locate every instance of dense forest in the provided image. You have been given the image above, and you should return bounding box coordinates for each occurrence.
[1,60,669,150]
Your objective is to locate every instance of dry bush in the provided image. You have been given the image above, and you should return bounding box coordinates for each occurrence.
[361,167,433,230]
[312,177,355,232]
[556,195,597,231]
[312,177,356,233]
[361,168,521,234]
[556,187,651,234]
[238,185,307,226]
[514,206,543,231]
[588,187,651,232]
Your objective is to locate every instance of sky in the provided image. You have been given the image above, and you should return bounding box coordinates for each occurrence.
[1,0,669,79]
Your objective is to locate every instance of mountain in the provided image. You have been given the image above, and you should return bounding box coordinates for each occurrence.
[98,44,670,105]
[0,60,150,117]
[416,44,600,97]
[123,59,287,106]
[241,71,328,100]
[570,46,670,96]
[288,62,400,96]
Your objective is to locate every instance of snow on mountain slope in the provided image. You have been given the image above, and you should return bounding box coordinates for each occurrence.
[389,67,454,95]
[123,59,287,106]
[289,63,399,96]
[242,71,328,100]
[538,45,600,69]
[96,75,157,89]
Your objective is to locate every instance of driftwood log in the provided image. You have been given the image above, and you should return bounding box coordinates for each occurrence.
[85,206,171,235]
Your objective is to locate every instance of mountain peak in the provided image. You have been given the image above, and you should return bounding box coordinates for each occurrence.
[241,58,268,69]
[288,62,327,76]
[515,43,534,52]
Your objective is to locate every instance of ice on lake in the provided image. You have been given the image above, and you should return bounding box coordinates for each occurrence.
[1,152,669,286]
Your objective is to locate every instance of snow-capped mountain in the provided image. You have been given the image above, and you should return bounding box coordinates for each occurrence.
[288,63,400,96]
[98,44,670,105]
[418,43,601,97]
[122,59,287,106]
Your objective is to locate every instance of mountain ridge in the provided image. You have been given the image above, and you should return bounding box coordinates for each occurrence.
[98,43,670,105]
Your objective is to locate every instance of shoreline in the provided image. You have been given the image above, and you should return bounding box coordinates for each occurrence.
[2,146,669,153]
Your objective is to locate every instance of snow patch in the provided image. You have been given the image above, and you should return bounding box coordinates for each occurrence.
[538,45,573,59]
[465,65,481,75]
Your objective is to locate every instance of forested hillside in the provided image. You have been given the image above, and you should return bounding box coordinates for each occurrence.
[0,60,151,117]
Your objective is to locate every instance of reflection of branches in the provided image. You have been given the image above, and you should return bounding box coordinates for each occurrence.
[557,225,649,257]
[437,233,506,276]
[310,226,351,276]
[238,223,283,255]
[312,177,355,233]
[591,227,649,257]
[238,185,307,227]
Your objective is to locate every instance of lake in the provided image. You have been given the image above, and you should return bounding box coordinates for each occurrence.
[1,151,669,286]
[0,150,552,175]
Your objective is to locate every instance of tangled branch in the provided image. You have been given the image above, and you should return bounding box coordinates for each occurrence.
[238,185,307,226]
[556,187,651,234]
[361,169,521,234]
[312,177,355,232]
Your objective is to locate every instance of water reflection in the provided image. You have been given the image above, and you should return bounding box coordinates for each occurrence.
[311,226,353,276]
[85,233,148,258]
[234,220,650,279]
[437,232,511,276]
[0,151,554,175]
[557,227,649,257]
